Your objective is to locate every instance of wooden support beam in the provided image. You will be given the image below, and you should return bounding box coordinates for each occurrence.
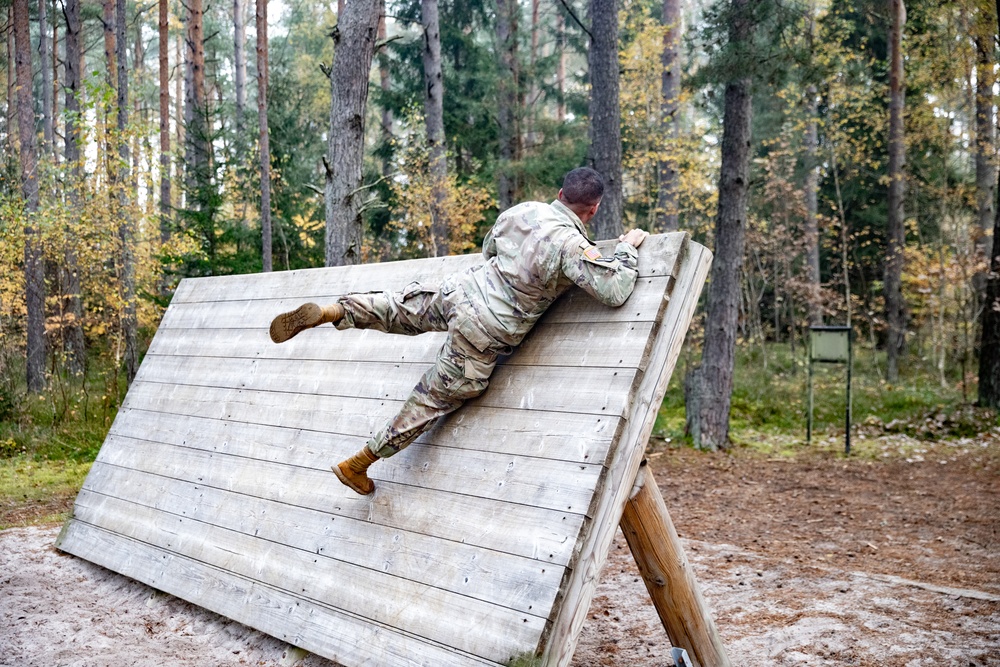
[619,460,731,667]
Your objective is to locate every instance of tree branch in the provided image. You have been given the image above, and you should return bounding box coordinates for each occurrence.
[556,0,591,40]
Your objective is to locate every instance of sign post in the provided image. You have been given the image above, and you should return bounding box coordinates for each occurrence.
[807,326,853,454]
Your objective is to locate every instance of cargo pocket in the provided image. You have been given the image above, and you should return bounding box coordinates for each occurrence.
[464,355,496,381]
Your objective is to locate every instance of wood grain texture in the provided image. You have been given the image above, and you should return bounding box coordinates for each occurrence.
[57,232,711,667]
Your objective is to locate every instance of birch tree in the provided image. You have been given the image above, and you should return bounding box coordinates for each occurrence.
[885,0,906,382]
[257,0,273,271]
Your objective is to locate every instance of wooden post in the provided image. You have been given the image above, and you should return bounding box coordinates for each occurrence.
[619,460,731,667]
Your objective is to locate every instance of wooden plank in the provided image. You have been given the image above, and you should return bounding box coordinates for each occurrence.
[68,490,546,660]
[56,521,503,667]
[90,437,586,565]
[81,463,566,615]
[620,463,731,667]
[158,277,671,331]
[104,413,602,514]
[541,238,713,666]
[132,356,639,417]
[118,384,622,464]
[146,320,656,369]
[170,234,686,304]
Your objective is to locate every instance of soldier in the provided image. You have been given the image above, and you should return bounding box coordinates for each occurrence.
[269,167,648,495]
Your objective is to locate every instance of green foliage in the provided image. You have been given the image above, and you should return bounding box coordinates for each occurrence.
[655,342,996,446]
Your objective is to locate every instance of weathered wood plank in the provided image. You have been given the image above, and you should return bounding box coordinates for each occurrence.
[56,521,503,667]
[91,436,585,565]
[542,240,712,667]
[170,234,686,304]
[81,463,566,615]
[146,320,656,370]
[132,356,639,418]
[69,490,546,659]
[118,384,621,463]
[104,412,602,514]
[159,277,671,331]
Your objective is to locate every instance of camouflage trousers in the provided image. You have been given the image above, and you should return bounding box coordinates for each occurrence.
[336,283,502,459]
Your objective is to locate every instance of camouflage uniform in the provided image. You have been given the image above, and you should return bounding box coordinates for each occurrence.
[338,199,640,459]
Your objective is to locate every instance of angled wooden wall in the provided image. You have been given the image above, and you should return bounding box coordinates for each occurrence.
[57,233,711,667]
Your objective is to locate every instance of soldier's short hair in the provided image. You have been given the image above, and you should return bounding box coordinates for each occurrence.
[561,168,605,206]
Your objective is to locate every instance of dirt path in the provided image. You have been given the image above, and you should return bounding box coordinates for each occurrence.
[2,434,998,666]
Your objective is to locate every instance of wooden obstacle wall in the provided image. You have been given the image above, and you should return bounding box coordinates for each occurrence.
[57,233,712,667]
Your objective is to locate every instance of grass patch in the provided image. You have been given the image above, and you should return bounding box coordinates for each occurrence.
[654,341,997,451]
[0,456,91,528]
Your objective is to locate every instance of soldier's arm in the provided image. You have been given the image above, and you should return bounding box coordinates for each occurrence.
[560,236,640,307]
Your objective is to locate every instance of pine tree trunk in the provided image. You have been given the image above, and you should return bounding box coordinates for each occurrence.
[324,0,381,266]
[6,7,15,146]
[257,0,272,272]
[804,87,822,326]
[884,0,906,383]
[422,0,448,256]
[62,0,85,373]
[115,0,137,385]
[655,0,680,232]
[184,0,208,199]
[556,11,566,123]
[495,0,519,212]
[685,0,755,451]
[977,0,1000,409]
[159,0,171,243]
[15,0,46,392]
[234,0,247,130]
[377,11,393,178]
[974,27,996,252]
[52,2,59,161]
[39,0,54,151]
[587,0,624,241]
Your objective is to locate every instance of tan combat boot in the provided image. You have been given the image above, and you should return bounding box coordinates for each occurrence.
[332,447,379,495]
[269,303,345,343]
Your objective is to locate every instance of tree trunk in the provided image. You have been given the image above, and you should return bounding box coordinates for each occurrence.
[685,0,755,451]
[257,0,272,272]
[115,0,137,386]
[884,0,906,383]
[655,0,681,232]
[495,0,519,212]
[15,0,46,392]
[422,0,448,256]
[61,0,85,373]
[7,7,15,147]
[185,0,208,199]
[39,0,54,152]
[556,11,566,123]
[377,10,393,178]
[52,1,59,160]
[159,0,171,243]
[175,32,184,208]
[974,23,996,253]
[101,0,117,174]
[977,0,1000,409]
[804,86,822,326]
[324,0,381,266]
[234,0,247,130]
[587,0,624,241]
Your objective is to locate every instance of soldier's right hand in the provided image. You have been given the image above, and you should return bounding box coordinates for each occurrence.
[619,228,649,248]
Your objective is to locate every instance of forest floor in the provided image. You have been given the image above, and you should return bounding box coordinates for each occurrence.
[1,431,998,667]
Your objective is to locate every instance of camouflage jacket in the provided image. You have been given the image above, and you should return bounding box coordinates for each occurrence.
[443,199,639,351]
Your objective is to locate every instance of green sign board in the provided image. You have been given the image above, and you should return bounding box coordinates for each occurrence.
[807,326,853,454]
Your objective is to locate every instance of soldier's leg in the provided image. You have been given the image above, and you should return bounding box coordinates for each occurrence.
[333,331,498,494]
[270,283,447,344]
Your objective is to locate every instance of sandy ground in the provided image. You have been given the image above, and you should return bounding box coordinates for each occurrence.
[2,434,999,666]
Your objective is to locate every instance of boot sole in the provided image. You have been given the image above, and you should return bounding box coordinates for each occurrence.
[332,465,375,496]
[269,303,324,344]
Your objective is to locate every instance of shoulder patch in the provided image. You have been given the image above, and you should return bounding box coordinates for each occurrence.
[583,246,602,261]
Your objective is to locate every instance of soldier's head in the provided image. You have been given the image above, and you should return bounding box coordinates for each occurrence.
[558,168,604,224]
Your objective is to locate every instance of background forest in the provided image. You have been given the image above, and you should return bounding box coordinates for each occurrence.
[1,0,998,465]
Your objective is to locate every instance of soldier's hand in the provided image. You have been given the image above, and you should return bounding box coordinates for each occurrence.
[619,228,649,248]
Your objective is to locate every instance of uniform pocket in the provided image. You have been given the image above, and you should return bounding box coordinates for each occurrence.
[464,356,496,381]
